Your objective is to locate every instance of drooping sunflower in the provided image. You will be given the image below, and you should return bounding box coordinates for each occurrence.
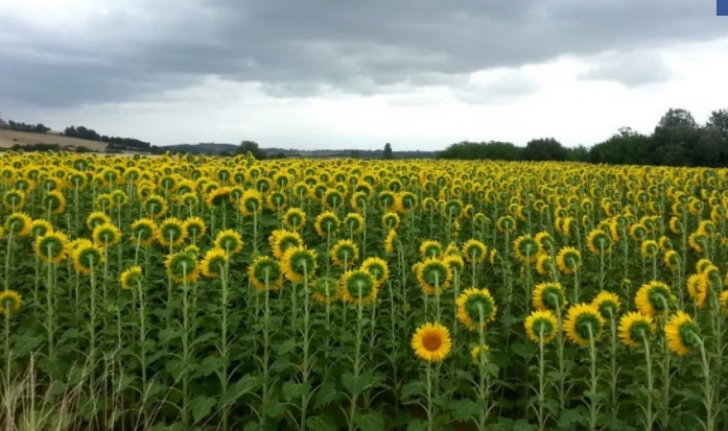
[411,322,452,362]
[30,219,54,238]
[214,229,244,255]
[361,257,389,287]
[270,230,303,259]
[86,211,111,231]
[456,288,497,330]
[525,310,559,344]
[200,248,229,279]
[419,240,443,260]
[686,274,709,309]
[664,311,700,356]
[535,253,555,277]
[416,258,453,294]
[43,190,67,215]
[3,189,25,210]
[92,222,121,247]
[532,282,567,313]
[462,239,487,263]
[564,303,605,345]
[72,243,104,275]
[144,195,168,218]
[496,216,516,233]
[618,312,655,347]
[183,217,207,241]
[120,266,143,290]
[0,290,23,315]
[381,212,400,230]
[281,246,317,282]
[239,189,263,215]
[470,344,490,365]
[330,239,360,268]
[556,247,581,275]
[130,218,158,247]
[640,240,659,259]
[248,256,283,291]
[314,211,340,237]
[513,235,540,263]
[157,218,188,248]
[34,231,70,264]
[592,291,621,320]
[586,229,613,255]
[384,229,399,254]
[283,207,307,231]
[635,281,673,317]
[688,232,708,254]
[4,212,32,237]
[339,269,378,305]
[206,186,232,208]
[663,250,680,271]
[343,212,365,235]
[310,276,340,303]
[719,290,728,317]
[442,255,465,277]
[165,250,200,283]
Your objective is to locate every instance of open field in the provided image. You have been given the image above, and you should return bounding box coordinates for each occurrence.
[0,153,727,431]
[0,129,108,151]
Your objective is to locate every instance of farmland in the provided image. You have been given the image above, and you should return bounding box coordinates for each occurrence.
[0,129,108,152]
[0,152,727,431]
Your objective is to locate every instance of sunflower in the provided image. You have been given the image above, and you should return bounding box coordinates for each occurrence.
[456,288,497,330]
[564,303,605,345]
[283,207,307,231]
[618,312,655,347]
[688,232,707,254]
[72,243,104,275]
[120,266,143,290]
[496,216,516,233]
[591,291,621,320]
[462,239,487,263]
[663,250,680,271]
[339,269,378,305]
[635,281,673,317]
[668,217,682,234]
[314,211,340,237]
[586,229,613,255]
[281,246,317,282]
[30,219,54,238]
[157,218,187,247]
[4,212,32,237]
[664,311,700,356]
[532,282,567,313]
[686,274,709,309]
[330,239,360,267]
[719,290,728,317]
[416,258,452,294]
[0,290,23,315]
[419,240,443,259]
[381,212,400,230]
[183,217,207,241]
[214,230,244,255]
[442,255,465,277]
[34,232,70,264]
[92,222,121,247]
[384,229,399,254]
[525,310,559,344]
[513,235,540,263]
[144,195,168,218]
[43,190,67,215]
[248,256,283,291]
[165,251,200,283]
[411,322,452,362]
[361,257,389,287]
[200,248,229,279]
[130,218,158,247]
[270,230,303,259]
[323,189,344,210]
[640,240,659,259]
[470,344,490,364]
[343,212,365,235]
[206,186,232,208]
[239,189,263,216]
[3,189,25,210]
[556,247,581,275]
[535,253,555,277]
[86,211,111,231]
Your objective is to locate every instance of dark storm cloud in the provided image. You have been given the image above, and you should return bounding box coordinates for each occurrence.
[1,0,726,107]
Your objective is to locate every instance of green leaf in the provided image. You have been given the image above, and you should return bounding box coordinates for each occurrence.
[355,411,385,431]
[275,338,297,355]
[194,355,226,378]
[191,396,216,424]
[400,381,423,399]
[342,372,374,397]
[449,399,481,421]
[406,419,428,431]
[282,381,311,401]
[315,382,343,407]
[306,414,337,431]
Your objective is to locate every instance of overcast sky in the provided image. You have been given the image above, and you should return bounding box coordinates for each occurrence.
[1,0,727,150]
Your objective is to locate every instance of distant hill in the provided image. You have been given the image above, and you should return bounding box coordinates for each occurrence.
[0,129,107,152]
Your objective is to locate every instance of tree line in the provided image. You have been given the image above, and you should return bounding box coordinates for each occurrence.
[64,126,151,151]
[439,108,728,167]
[1,120,51,134]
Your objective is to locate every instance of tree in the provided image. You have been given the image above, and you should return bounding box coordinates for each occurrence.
[383,143,393,160]
[589,128,651,165]
[658,108,697,129]
[236,140,266,160]
[522,138,567,161]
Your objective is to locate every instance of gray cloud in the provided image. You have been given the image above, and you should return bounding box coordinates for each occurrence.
[1,0,726,107]
[579,51,673,86]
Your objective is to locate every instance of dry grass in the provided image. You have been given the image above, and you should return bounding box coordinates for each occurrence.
[0,130,108,152]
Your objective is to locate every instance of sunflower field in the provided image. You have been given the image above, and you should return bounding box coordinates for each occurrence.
[0,152,727,431]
